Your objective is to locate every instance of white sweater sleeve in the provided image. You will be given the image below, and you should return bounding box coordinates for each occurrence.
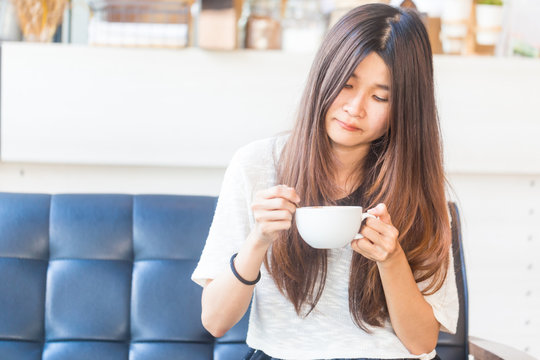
[191,149,252,287]
[419,247,460,334]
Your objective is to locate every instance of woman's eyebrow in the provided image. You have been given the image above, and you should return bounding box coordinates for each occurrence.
[350,74,389,91]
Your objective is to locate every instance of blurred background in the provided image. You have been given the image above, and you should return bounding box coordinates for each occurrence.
[0,0,539,358]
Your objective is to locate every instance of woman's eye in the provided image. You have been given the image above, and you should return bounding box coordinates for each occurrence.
[373,95,389,102]
[343,84,353,89]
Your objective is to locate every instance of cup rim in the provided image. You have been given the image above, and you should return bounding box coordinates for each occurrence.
[296,205,363,211]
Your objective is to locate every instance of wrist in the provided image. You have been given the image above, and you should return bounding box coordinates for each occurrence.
[230,234,268,285]
[247,228,273,253]
[377,243,406,270]
[230,253,261,285]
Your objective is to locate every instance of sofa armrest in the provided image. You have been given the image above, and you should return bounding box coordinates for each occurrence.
[469,336,535,360]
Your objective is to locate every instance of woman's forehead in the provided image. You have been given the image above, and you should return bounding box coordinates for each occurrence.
[349,53,390,87]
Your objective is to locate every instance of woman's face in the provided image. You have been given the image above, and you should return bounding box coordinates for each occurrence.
[325,52,391,153]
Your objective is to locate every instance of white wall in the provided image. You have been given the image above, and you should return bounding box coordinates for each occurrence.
[1,43,539,357]
[449,173,539,356]
[1,43,309,167]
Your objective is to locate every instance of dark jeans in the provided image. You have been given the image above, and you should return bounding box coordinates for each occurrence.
[243,348,442,360]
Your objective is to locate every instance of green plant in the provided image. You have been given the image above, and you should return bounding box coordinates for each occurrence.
[477,0,503,5]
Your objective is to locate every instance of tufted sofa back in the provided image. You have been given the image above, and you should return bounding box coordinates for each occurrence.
[0,193,467,360]
[0,193,250,360]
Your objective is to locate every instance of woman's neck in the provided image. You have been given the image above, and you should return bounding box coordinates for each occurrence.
[332,144,369,197]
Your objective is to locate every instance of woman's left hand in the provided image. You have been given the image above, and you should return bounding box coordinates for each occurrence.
[351,203,402,264]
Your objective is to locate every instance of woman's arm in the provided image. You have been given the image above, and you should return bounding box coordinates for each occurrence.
[376,246,440,354]
[201,232,269,338]
[201,185,300,337]
[351,203,440,355]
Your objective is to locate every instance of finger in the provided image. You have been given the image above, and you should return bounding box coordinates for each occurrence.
[360,224,399,257]
[359,226,383,246]
[258,220,294,235]
[367,203,392,225]
[362,222,399,247]
[254,209,293,223]
[351,239,377,260]
[352,238,388,262]
[363,217,398,238]
[257,185,301,205]
[253,197,297,214]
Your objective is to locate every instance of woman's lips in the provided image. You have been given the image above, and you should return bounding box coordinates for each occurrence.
[335,119,361,132]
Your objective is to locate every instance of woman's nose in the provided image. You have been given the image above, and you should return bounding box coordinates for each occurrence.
[342,94,366,118]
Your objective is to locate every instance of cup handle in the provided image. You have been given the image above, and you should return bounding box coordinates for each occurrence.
[353,213,377,240]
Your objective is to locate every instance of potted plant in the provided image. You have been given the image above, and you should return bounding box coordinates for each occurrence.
[475,0,504,45]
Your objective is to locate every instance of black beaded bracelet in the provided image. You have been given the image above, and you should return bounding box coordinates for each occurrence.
[230,253,261,286]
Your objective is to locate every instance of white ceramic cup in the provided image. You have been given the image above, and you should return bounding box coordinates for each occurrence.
[295,206,376,249]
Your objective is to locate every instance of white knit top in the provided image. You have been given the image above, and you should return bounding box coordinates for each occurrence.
[192,136,459,360]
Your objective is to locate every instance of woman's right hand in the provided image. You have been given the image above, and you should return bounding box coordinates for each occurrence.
[251,185,301,246]
[201,185,299,337]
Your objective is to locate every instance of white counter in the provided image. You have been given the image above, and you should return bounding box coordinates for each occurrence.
[1,43,309,167]
[1,42,539,173]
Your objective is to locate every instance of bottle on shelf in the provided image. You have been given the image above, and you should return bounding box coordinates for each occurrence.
[198,0,242,50]
[241,0,282,50]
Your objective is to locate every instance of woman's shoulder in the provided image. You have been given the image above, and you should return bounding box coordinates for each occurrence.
[231,134,289,169]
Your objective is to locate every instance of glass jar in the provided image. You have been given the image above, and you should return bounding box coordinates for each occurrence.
[281,0,327,52]
[198,0,239,50]
[242,0,282,50]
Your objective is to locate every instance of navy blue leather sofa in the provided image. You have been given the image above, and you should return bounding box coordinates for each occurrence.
[0,193,470,359]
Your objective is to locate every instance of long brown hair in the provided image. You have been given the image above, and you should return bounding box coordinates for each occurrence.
[266,4,451,330]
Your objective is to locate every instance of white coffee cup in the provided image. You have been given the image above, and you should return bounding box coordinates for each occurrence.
[295,206,375,249]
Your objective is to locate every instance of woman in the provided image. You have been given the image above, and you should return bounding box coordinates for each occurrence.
[192,4,458,360]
